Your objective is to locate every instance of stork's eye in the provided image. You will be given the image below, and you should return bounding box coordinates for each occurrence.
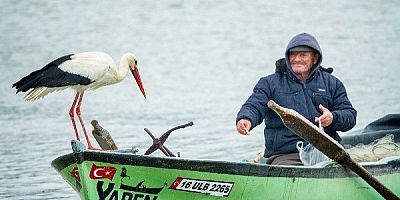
[135,60,138,65]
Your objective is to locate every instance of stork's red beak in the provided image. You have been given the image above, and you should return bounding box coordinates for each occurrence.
[131,68,146,98]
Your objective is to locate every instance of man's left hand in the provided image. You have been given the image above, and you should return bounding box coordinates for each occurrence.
[315,104,333,127]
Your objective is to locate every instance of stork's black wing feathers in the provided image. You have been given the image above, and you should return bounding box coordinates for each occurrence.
[12,54,92,93]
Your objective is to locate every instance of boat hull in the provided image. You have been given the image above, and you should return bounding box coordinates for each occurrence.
[52,150,400,200]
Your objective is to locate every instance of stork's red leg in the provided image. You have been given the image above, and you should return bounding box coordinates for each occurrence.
[75,91,96,150]
[69,92,80,141]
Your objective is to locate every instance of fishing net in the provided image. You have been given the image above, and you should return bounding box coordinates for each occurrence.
[345,134,400,162]
[252,134,400,164]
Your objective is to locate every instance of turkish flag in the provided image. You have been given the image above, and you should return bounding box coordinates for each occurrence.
[89,163,117,181]
[170,177,183,189]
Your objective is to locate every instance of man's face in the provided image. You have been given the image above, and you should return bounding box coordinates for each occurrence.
[289,51,319,75]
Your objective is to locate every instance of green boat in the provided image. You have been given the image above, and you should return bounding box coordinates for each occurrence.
[52,114,400,200]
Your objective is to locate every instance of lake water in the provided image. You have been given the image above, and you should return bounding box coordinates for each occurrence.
[1,0,400,199]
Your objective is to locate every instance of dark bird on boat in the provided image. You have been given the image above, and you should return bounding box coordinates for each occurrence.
[12,52,147,150]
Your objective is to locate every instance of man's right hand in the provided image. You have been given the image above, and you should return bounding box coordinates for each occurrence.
[236,119,252,135]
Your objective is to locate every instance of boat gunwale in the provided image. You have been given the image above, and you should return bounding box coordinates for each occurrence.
[51,151,400,179]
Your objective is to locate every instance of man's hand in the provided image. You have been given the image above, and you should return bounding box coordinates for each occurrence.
[315,104,333,127]
[236,119,252,135]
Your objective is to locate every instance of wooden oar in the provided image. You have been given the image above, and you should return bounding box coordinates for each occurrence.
[267,100,400,200]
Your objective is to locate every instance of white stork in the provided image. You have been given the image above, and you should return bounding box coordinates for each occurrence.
[13,52,147,150]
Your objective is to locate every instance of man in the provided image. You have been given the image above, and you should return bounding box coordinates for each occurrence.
[236,33,357,165]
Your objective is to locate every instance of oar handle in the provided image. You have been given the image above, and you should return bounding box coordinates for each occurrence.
[267,100,348,162]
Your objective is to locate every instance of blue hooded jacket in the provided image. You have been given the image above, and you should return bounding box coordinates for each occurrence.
[236,33,357,158]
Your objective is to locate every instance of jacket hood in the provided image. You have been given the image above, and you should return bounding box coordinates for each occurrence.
[284,33,323,79]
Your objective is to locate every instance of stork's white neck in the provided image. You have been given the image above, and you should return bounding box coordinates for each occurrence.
[116,53,131,81]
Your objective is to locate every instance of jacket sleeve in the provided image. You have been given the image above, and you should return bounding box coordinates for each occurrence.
[236,78,271,130]
[328,79,357,131]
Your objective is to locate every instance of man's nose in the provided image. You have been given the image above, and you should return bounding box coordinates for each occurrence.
[292,54,301,61]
